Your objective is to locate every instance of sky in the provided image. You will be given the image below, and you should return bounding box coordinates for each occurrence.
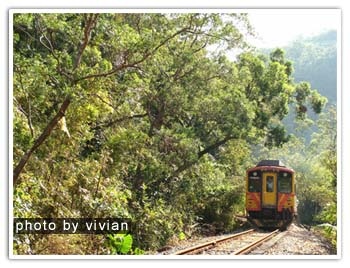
[246,10,340,48]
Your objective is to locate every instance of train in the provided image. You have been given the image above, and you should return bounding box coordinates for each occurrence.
[245,160,297,230]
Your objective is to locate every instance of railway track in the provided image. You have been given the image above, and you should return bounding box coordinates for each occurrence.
[173,229,279,255]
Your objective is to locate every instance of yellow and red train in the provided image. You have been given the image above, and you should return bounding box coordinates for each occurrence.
[245,160,296,229]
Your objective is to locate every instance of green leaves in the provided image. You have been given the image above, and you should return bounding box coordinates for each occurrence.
[107,234,133,255]
[265,124,291,148]
[310,89,328,114]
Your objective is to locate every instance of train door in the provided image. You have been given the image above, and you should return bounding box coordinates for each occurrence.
[262,172,277,207]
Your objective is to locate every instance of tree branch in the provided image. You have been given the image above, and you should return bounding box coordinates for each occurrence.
[73,14,99,70]
[14,66,35,137]
[74,26,191,83]
[171,135,234,178]
[98,113,148,128]
[197,136,233,158]
[13,98,71,186]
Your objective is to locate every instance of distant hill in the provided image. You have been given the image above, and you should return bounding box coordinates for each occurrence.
[285,30,337,105]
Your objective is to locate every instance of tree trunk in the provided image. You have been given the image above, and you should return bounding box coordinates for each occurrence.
[13,97,71,186]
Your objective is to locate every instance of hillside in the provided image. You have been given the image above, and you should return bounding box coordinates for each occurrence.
[285,30,337,106]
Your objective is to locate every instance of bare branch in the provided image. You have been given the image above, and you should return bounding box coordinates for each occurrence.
[73,14,99,70]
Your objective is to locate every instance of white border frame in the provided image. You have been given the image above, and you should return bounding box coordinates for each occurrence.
[8,8,342,260]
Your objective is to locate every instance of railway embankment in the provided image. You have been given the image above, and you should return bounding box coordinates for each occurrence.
[155,223,335,255]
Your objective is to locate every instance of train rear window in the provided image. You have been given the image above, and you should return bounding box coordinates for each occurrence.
[248,177,261,192]
[266,176,274,192]
[278,172,292,193]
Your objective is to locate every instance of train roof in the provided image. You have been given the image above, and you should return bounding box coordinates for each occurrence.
[257,160,285,167]
[247,160,295,173]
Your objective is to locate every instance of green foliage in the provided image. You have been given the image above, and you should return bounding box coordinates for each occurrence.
[265,124,290,148]
[198,182,245,232]
[312,224,337,250]
[178,232,186,241]
[106,234,133,255]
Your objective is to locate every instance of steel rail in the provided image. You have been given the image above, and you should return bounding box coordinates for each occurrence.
[232,229,279,255]
[173,229,255,255]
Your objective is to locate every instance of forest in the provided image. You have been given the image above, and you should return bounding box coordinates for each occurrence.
[12,13,336,254]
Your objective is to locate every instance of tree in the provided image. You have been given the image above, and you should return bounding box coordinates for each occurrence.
[13,13,327,254]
